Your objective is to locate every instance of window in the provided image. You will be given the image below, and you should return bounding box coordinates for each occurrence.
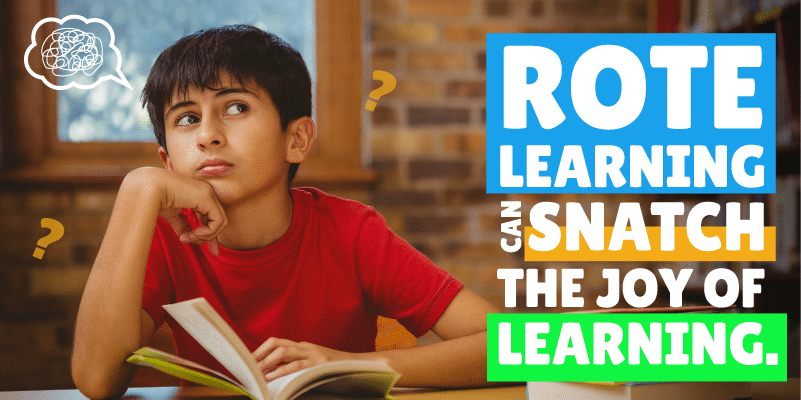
[2,0,371,186]
[56,0,315,143]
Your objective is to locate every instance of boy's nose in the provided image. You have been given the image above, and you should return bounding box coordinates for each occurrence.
[196,120,226,150]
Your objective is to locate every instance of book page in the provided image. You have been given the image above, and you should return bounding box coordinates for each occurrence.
[304,371,399,399]
[131,347,241,386]
[265,360,398,400]
[127,350,253,398]
[163,298,269,400]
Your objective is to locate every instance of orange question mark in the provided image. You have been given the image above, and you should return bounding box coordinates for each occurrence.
[365,70,396,112]
[33,218,65,259]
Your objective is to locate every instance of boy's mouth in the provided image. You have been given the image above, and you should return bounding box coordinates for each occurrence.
[199,159,234,175]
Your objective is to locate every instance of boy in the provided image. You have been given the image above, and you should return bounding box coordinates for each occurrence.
[71,25,498,399]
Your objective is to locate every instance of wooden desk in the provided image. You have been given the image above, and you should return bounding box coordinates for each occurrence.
[0,385,528,400]
[0,381,798,400]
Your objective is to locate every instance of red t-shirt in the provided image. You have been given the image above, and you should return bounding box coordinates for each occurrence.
[142,187,463,373]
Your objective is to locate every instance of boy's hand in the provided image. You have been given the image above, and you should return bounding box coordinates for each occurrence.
[253,338,358,381]
[126,167,228,255]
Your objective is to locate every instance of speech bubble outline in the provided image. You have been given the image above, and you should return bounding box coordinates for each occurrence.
[24,14,132,91]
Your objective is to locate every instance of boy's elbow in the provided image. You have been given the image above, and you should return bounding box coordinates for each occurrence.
[72,356,129,399]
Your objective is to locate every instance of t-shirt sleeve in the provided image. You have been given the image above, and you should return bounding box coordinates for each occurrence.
[355,209,463,337]
[141,219,175,328]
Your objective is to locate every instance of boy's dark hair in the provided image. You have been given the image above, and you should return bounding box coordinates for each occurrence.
[142,25,312,183]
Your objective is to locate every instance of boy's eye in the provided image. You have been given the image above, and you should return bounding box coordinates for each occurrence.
[226,103,248,116]
[177,114,199,126]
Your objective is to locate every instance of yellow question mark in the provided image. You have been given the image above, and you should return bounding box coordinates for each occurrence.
[33,218,65,259]
[365,70,397,112]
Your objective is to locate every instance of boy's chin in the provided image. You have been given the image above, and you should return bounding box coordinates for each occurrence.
[205,183,239,206]
[206,178,289,207]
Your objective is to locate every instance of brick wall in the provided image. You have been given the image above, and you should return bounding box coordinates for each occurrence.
[366,0,649,310]
[0,0,650,390]
[0,188,116,389]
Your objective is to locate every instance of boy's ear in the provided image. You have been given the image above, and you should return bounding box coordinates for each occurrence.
[285,117,316,163]
[158,147,174,171]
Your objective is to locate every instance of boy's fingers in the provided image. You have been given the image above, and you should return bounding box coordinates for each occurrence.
[254,338,297,360]
[180,212,225,251]
[254,337,280,359]
[258,347,308,373]
[196,210,227,238]
[189,210,225,238]
[207,211,227,233]
[196,199,227,233]
[168,216,192,240]
[185,238,207,246]
[180,230,212,244]
[265,360,309,381]
[191,225,214,237]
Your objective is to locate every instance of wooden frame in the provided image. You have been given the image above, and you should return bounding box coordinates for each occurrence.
[1,0,373,187]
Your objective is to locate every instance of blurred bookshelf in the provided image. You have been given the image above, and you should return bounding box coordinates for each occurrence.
[657,0,801,377]
[650,1,800,305]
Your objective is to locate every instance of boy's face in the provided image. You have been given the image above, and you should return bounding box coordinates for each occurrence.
[158,73,312,205]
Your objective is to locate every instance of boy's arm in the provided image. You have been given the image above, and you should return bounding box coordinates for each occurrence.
[254,287,500,388]
[71,170,163,399]
[71,168,227,399]
[371,287,499,387]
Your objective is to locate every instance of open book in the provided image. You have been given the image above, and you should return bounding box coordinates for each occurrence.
[126,298,400,400]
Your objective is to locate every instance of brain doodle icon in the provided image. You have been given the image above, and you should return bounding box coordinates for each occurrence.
[41,28,103,77]
[24,15,131,90]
